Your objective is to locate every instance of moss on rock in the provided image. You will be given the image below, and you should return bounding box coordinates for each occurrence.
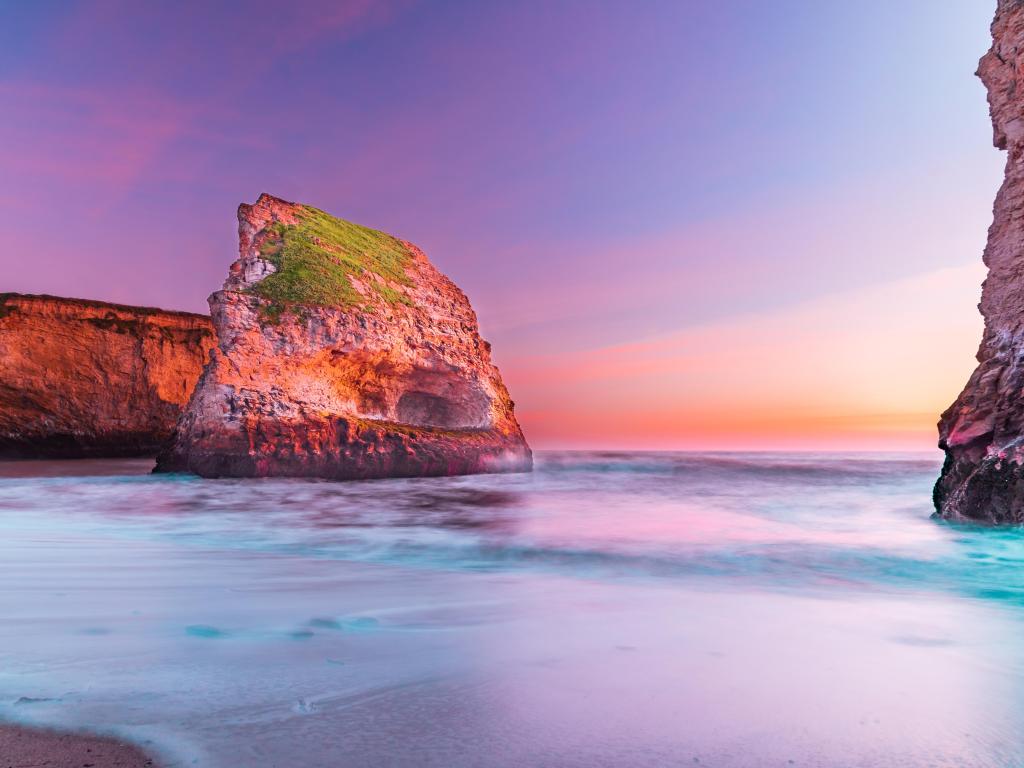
[249,205,413,319]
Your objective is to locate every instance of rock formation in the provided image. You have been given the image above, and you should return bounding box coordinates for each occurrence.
[936,0,1024,522]
[155,194,531,479]
[0,294,215,458]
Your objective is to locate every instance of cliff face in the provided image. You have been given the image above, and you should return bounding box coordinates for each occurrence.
[0,294,215,458]
[155,194,531,479]
[936,0,1024,522]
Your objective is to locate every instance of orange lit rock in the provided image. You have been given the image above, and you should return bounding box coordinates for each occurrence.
[936,0,1024,521]
[0,294,215,458]
[155,194,531,479]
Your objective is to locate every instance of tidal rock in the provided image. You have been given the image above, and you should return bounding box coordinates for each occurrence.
[0,294,215,458]
[155,194,531,479]
[936,0,1024,522]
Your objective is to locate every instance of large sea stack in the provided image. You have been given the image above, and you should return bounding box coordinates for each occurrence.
[0,294,215,458]
[156,194,531,479]
[936,0,1024,522]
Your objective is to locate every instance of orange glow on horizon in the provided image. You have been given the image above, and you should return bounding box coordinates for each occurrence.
[502,263,984,452]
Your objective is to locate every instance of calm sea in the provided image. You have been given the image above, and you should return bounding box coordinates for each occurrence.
[0,452,1021,767]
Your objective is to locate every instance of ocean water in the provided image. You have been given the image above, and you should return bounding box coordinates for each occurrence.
[1,452,1023,767]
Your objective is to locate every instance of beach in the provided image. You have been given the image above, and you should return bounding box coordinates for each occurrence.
[1,452,1022,767]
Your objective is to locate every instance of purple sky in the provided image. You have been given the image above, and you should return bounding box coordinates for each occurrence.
[0,0,1003,447]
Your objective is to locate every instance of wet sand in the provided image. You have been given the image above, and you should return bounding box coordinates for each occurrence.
[0,724,155,767]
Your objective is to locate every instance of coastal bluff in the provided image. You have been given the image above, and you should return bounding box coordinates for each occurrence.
[936,0,1024,522]
[155,193,531,479]
[0,294,214,458]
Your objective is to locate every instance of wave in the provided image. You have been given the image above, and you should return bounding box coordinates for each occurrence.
[536,450,941,483]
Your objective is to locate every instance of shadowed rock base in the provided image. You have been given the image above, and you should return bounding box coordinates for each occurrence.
[0,724,156,767]
[935,451,1024,524]
[0,431,172,460]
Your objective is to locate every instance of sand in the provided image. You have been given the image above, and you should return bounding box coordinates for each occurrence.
[0,724,155,767]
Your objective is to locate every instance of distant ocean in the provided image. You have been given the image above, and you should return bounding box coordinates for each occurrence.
[0,452,1021,767]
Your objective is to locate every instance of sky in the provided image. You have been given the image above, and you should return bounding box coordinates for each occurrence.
[0,0,1004,450]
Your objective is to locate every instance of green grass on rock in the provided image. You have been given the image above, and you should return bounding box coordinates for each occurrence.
[249,205,413,321]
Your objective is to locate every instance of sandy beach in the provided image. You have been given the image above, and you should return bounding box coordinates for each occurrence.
[0,723,154,767]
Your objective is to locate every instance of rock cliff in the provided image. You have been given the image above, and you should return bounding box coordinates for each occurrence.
[0,294,215,458]
[155,194,531,479]
[936,0,1024,522]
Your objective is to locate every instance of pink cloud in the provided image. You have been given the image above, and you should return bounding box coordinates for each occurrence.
[0,82,191,188]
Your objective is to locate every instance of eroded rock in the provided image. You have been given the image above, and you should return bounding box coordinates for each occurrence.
[155,194,531,479]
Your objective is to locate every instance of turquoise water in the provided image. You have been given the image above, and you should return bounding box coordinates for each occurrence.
[0,452,1022,766]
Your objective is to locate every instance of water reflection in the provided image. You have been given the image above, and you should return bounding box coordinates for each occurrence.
[2,452,1022,604]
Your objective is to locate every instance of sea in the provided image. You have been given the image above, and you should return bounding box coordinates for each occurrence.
[0,451,1022,767]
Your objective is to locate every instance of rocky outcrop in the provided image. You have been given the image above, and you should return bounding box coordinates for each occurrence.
[155,194,531,479]
[936,0,1024,522]
[0,294,215,458]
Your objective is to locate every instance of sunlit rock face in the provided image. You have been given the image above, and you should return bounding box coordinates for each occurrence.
[156,194,531,479]
[0,294,215,458]
[936,0,1024,522]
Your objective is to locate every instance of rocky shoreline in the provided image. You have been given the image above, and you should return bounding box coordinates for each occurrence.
[0,196,530,480]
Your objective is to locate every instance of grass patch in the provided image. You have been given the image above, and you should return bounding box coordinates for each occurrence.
[248,205,414,321]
